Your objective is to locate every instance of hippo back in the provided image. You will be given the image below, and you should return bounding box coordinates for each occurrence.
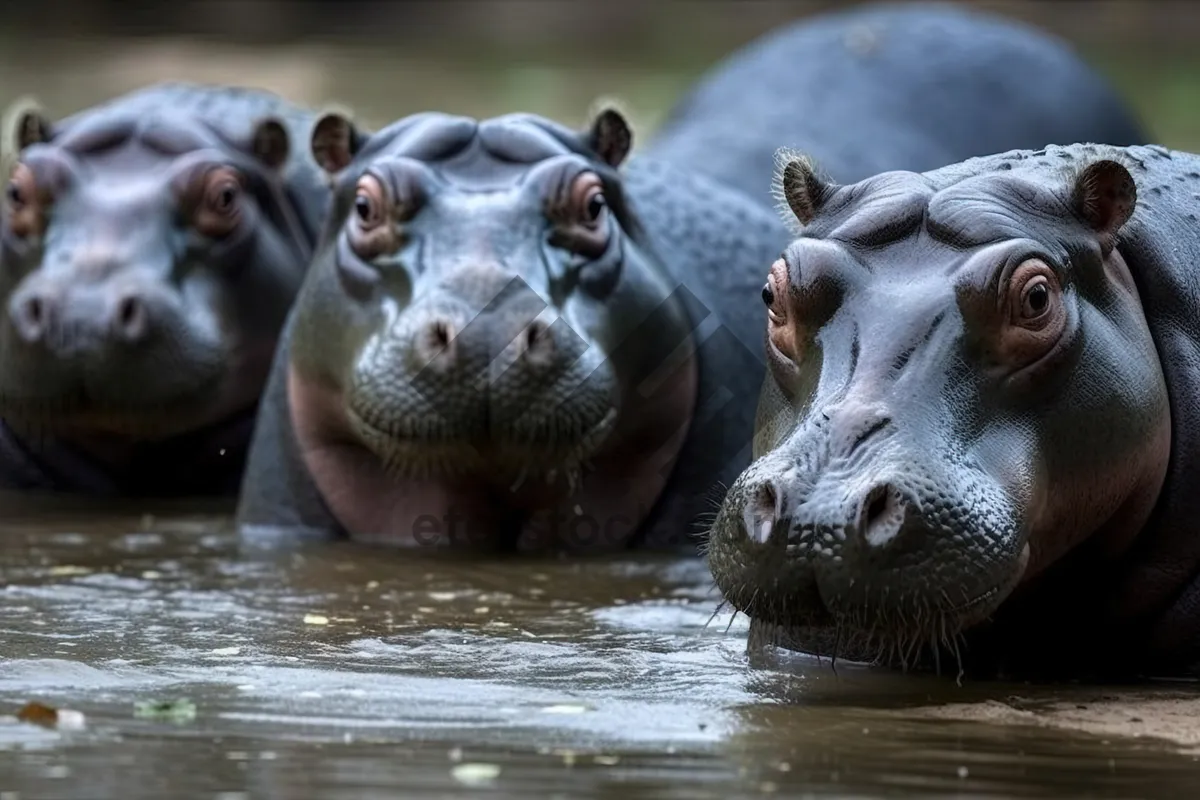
[644,2,1147,204]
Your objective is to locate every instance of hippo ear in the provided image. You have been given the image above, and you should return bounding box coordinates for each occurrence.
[1070,159,1136,251]
[311,111,368,175]
[585,107,633,169]
[777,153,836,226]
[250,116,290,171]
[1,96,52,162]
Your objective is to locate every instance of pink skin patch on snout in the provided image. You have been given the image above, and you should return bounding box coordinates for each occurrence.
[285,341,699,553]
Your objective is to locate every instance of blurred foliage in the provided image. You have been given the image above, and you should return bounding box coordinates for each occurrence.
[0,0,1195,150]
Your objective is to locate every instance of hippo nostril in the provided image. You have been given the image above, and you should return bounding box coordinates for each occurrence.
[519,319,556,364]
[858,483,907,549]
[431,320,452,349]
[413,317,458,368]
[10,292,52,343]
[743,481,783,545]
[113,295,148,342]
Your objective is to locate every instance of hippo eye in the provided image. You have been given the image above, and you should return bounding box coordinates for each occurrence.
[585,191,606,222]
[352,174,387,231]
[208,181,240,213]
[568,172,607,228]
[1022,280,1050,318]
[5,180,24,209]
[1006,258,1062,334]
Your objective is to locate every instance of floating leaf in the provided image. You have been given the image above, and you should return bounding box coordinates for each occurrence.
[16,701,85,730]
[134,698,197,723]
[451,763,501,785]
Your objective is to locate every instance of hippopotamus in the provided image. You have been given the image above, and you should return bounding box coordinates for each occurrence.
[705,142,1200,680]
[647,1,1147,203]
[0,82,328,497]
[234,3,1148,554]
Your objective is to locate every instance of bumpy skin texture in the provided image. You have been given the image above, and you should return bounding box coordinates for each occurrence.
[0,82,328,496]
[706,142,1200,678]
[236,4,1150,556]
[236,110,789,552]
[648,2,1147,203]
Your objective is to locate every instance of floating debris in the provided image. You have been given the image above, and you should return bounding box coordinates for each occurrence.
[133,698,197,724]
[450,762,501,786]
[302,614,330,625]
[16,701,86,731]
[46,565,91,577]
[539,704,592,715]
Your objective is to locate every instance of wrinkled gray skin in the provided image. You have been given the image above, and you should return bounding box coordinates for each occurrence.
[0,83,328,497]
[236,108,790,553]
[707,143,1200,679]
[235,3,1149,555]
[649,1,1147,203]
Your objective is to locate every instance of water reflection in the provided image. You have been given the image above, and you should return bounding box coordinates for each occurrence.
[0,497,1198,798]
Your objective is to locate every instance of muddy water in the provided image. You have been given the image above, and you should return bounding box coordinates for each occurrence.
[0,496,1196,798]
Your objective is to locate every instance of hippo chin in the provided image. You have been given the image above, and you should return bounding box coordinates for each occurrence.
[0,83,327,497]
[706,145,1200,679]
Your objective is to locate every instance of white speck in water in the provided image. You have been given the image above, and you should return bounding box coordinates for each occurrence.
[448,746,463,762]
[957,766,969,779]
[342,733,354,744]
[141,570,163,580]
[540,704,592,714]
[219,449,226,456]
[43,765,69,779]
[298,691,322,699]
[54,710,86,731]
[573,505,583,515]
[451,763,500,785]
[209,647,241,656]
[303,614,329,625]
[259,752,277,761]
[427,592,457,602]
[214,794,248,800]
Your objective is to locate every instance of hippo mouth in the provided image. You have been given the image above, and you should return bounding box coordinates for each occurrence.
[344,403,620,487]
[706,458,1032,671]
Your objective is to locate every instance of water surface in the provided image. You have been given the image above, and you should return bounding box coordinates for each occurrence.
[0,495,1199,798]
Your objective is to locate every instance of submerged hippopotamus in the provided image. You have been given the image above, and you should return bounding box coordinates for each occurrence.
[706,143,1200,679]
[235,3,1147,554]
[0,83,327,497]
[648,1,1146,202]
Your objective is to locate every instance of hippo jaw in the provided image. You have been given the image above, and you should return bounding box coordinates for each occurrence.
[285,109,697,550]
[0,108,304,441]
[708,153,1173,672]
[708,416,1033,666]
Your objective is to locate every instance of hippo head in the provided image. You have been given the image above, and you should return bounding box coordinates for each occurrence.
[0,95,310,442]
[707,151,1171,669]
[284,108,697,550]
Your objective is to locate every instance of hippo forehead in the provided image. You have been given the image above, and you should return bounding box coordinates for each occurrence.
[359,111,601,191]
[795,169,1080,280]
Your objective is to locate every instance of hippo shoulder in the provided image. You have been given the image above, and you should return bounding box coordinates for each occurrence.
[622,154,789,351]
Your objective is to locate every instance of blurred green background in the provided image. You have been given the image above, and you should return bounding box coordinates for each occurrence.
[0,0,1195,150]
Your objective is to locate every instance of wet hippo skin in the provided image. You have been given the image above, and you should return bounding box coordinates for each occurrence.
[234,2,1149,555]
[0,83,329,497]
[706,142,1200,679]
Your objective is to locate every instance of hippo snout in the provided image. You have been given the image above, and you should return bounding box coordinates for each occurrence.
[709,423,1031,657]
[8,276,162,355]
[345,282,619,481]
